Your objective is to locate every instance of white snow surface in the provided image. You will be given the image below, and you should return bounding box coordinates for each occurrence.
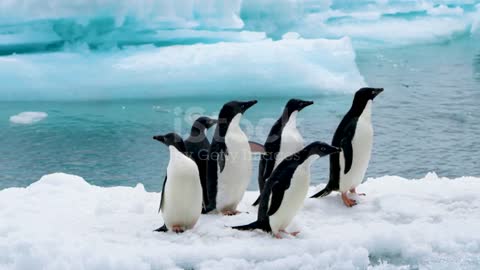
[1,172,480,269]
[9,112,48,124]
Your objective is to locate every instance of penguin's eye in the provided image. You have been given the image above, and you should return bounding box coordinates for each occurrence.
[321,147,326,151]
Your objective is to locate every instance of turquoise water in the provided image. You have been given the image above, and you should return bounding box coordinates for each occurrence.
[1,37,479,190]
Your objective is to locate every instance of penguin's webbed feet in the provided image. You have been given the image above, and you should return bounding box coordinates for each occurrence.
[171,225,185,233]
[349,188,366,196]
[221,209,241,216]
[280,229,300,237]
[341,192,357,207]
[274,233,283,239]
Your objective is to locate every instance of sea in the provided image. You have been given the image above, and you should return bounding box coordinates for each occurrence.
[0,0,479,191]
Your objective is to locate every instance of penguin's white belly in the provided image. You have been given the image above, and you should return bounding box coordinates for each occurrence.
[274,126,304,168]
[216,129,252,211]
[339,119,373,192]
[269,165,310,234]
[162,154,202,230]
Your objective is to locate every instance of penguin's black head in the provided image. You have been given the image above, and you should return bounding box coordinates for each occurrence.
[219,100,258,121]
[307,141,341,157]
[153,132,187,153]
[285,99,314,113]
[349,87,383,116]
[355,87,384,101]
[193,116,217,131]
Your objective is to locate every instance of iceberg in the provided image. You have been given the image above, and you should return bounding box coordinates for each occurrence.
[1,0,479,55]
[1,172,479,269]
[9,111,48,124]
[0,37,365,100]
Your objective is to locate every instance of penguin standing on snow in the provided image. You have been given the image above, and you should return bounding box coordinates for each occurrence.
[252,99,314,206]
[311,87,383,207]
[153,133,202,233]
[185,116,217,210]
[203,100,258,215]
[233,142,340,238]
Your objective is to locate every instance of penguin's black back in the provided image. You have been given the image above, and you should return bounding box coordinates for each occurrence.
[185,135,210,207]
[258,146,315,221]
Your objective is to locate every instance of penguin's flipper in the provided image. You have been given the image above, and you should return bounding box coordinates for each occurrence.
[252,154,267,206]
[249,141,265,153]
[252,195,261,206]
[232,220,270,232]
[154,224,168,232]
[267,181,287,216]
[310,187,332,198]
[202,204,215,214]
[205,141,223,211]
[253,153,275,206]
[212,141,228,173]
[232,221,260,231]
[158,175,167,213]
[341,119,357,174]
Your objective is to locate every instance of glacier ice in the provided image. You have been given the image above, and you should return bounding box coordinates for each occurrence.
[0,0,479,54]
[0,0,479,100]
[0,37,365,100]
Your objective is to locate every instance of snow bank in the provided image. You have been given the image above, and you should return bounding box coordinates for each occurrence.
[1,172,479,269]
[0,37,365,100]
[9,111,48,124]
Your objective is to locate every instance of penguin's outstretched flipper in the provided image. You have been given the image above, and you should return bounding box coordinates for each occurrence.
[252,196,261,206]
[232,220,270,232]
[310,187,332,198]
[232,221,260,231]
[153,224,168,232]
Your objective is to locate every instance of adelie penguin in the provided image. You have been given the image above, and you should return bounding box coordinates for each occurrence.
[311,87,384,207]
[153,133,202,233]
[233,141,340,238]
[252,98,314,206]
[184,116,217,210]
[204,100,259,215]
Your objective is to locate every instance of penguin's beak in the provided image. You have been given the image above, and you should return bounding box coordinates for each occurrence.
[241,100,258,112]
[331,146,342,154]
[153,135,165,142]
[208,119,218,127]
[300,100,314,110]
[372,88,384,98]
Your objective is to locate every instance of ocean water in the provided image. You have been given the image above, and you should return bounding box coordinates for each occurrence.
[1,36,479,190]
[1,0,479,191]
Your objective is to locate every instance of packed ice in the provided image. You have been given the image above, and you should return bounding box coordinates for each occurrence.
[1,172,479,269]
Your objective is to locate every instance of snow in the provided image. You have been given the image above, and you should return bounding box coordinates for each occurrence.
[1,172,479,269]
[9,112,48,124]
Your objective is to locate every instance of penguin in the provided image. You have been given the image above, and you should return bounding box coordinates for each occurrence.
[204,100,258,215]
[153,133,202,233]
[311,87,383,207]
[232,141,340,238]
[184,116,217,210]
[252,99,314,206]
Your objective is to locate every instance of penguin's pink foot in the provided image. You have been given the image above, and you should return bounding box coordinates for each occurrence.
[349,188,366,196]
[171,225,184,233]
[341,192,357,207]
[290,231,300,237]
[280,229,300,237]
[274,233,283,239]
[221,209,241,216]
